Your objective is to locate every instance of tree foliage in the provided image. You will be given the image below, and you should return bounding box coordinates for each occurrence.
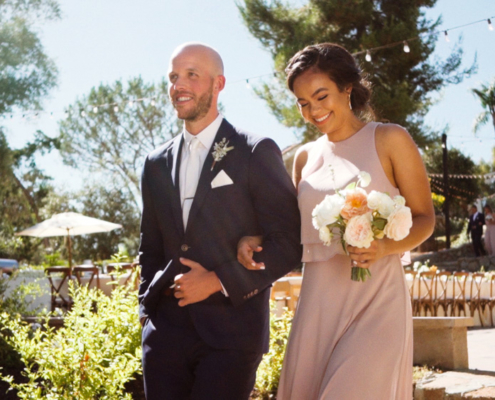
[58,77,181,209]
[0,130,59,261]
[472,79,495,134]
[238,0,476,146]
[423,144,480,211]
[0,0,59,114]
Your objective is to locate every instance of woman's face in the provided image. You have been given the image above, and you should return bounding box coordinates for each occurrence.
[292,69,352,134]
[485,207,490,214]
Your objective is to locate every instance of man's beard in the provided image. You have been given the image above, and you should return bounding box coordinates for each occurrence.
[176,84,214,122]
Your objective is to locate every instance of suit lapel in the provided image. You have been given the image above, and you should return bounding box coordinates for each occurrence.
[169,135,185,237]
[185,120,236,233]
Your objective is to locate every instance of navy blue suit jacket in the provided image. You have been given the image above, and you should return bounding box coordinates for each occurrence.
[138,119,302,353]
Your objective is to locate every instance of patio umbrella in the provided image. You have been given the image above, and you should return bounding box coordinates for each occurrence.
[15,212,122,274]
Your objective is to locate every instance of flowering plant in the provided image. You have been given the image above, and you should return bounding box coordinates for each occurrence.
[312,171,412,282]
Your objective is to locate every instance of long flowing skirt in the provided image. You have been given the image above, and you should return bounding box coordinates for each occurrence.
[277,254,413,400]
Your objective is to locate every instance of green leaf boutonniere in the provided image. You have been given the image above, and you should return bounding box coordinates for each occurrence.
[211,138,234,171]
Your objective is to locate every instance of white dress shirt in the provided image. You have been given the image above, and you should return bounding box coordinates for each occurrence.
[178,113,228,295]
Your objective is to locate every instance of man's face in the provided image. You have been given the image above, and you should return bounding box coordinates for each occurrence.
[168,49,215,122]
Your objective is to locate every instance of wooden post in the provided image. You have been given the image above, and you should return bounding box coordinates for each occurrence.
[442,134,451,249]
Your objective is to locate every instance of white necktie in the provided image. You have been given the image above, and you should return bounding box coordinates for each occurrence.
[182,137,202,227]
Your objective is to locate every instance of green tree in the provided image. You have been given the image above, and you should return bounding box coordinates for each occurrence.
[238,0,475,146]
[58,77,181,210]
[71,184,140,262]
[0,0,60,262]
[472,79,495,134]
[0,0,60,114]
[0,130,59,261]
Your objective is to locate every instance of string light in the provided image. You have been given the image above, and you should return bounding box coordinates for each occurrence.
[5,14,495,121]
[93,106,98,113]
[80,110,86,117]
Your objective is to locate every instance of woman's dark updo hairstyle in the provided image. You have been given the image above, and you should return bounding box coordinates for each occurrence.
[285,43,374,120]
[485,204,492,213]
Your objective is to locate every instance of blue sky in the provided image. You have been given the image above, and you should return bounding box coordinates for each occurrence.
[3,0,495,190]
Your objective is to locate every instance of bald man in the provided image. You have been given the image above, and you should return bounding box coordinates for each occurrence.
[137,43,302,399]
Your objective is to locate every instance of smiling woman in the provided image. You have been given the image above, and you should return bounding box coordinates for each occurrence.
[238,42,435,400]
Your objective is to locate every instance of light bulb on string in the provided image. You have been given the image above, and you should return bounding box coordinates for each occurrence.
[489,19,494,31]
[151,99,156,106]
[365,51,372,62]
[81,110,86,117]
[444,31,450,42]
[50,112,54,119]
[246,79,251,89]
[129,100,134,107]
[114,105,119,112]
[64,111,69,118]
[441,143,445,149]
[403,41,410,53]
[93,106,98,113]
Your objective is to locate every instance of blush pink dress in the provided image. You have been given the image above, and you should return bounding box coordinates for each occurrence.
[277,122,413,400]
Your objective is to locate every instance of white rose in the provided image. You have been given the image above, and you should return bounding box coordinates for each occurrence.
[344,213,374,248]
[358,171,371,188]
[367,190,395,218]
[384,206,413,241]
[312,194,344,229]
[319,226,333,246]
[394,195,406,207]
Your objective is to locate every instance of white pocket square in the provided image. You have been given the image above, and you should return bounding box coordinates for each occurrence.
[211,170,233,188]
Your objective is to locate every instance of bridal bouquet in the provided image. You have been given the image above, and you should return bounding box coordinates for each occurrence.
[312,171,412,282]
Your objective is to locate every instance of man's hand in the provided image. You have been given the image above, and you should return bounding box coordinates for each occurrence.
[174,258,223,307]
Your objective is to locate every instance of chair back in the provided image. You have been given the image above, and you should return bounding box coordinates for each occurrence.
[106,262,138,289]
[45,266,72,311]
[73,265,100,289]
[470,273,485,302]
[435,271,452,303]
[418,271,436,302]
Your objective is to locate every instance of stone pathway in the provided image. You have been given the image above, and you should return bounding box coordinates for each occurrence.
[415,328,495,399]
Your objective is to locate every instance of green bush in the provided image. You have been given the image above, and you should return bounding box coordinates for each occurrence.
[253,304,293,399]
[0,283,142,399]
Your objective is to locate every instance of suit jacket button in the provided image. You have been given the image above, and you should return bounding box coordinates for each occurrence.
[181,244,189,252]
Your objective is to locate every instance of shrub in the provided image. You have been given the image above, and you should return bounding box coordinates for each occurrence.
[252,304,293,399]
[0,283,142,399]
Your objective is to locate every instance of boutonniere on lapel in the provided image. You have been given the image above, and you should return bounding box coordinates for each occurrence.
[211,138,234,171]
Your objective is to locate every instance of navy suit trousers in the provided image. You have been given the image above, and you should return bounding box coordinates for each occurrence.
[142,295,263,400]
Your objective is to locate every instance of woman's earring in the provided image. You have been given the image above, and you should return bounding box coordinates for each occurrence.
[348,94,353,111]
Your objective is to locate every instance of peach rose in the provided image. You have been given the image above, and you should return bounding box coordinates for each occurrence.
[344,213,374,248]
[384,206,413,241]
[341,188,370,221]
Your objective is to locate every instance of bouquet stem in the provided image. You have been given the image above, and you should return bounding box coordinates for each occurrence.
[351,266,372,282]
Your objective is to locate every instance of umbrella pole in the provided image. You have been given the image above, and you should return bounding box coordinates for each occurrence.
[67,228,73,276]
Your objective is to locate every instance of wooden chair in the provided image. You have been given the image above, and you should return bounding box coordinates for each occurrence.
[73,265,100,290]
[435,271,452,316]
[451,272,470,317]
[486,275,495,327]
[404,271,418,316]
[469,273,486,326]
[106,262,138,290]
[417,271,437,317]
[45,266,73,312]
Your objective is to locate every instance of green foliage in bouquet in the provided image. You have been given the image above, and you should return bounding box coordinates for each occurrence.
[253,304,293,399]
[0,283,142,399]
